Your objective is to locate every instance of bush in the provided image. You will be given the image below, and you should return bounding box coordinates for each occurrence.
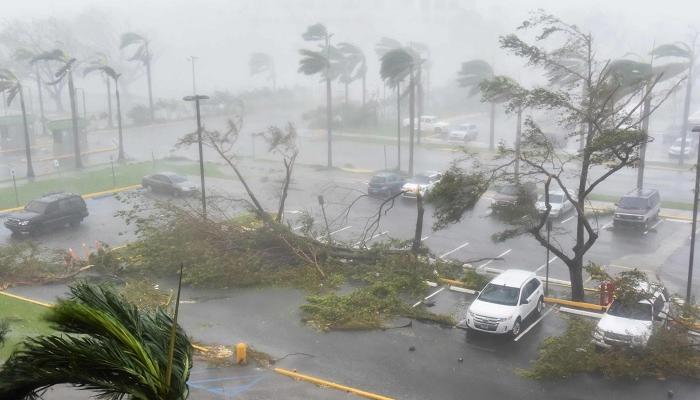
[0,243,67,288]
[462,269,491,290]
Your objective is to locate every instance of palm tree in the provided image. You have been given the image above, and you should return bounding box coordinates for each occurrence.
[0,282,192,399]
[299,23,337,168]
[381,48,417,175]
[652,37,698,165]
[14,48,47,136]
[0,69,35,178]
[31,49,83,168]
[457,60,498,150]
[249,52,276,90]
[336,42,367,106]
[85,63,125,161]
[121,32,154,122]
[408,42,430,144]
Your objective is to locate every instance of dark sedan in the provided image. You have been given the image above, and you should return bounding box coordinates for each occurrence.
[141,172,199,196]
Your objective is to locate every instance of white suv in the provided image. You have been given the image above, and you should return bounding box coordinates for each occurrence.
[465,269,544,337]
[592,287,669,349]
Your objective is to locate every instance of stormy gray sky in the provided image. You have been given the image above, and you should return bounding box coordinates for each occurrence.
[3,0,699,100]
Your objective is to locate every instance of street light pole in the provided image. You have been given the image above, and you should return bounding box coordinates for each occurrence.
[687,125,700,304]
[183,94,209,219]
[188,56,198,95]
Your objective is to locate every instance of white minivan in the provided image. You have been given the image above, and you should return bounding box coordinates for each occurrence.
[465,269,545,336]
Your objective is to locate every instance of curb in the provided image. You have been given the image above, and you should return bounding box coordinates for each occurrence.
[0,184,142,214]
[0,291,53,308]
[274,368,395,400]
[544,297,606,311]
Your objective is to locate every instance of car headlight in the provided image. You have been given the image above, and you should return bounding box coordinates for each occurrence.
[495,316,511,322]
[18,220,29,226]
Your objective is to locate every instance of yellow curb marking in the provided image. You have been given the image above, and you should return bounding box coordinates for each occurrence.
[275,368,395,400]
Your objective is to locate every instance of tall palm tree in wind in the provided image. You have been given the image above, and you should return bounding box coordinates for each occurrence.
[249,52,276,90]
[121,32,154,121]
[0,68,35,177]
[84,62,125,161]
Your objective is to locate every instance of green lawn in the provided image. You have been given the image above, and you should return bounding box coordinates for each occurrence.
[0,160,227,209]
[0,295,53,362]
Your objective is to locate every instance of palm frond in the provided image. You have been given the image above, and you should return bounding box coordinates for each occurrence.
[457,60,494,96]
[120,32,147,49]
[380,48,414,86]
[298,49,329,76]
[30,49,66,65]
[302,23,328,41]
[375,37,402,58]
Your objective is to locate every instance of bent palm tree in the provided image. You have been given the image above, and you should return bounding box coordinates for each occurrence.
[14,48,47,136]
[458,60,497,150]
[85,63,125,161]
[0,69,35,178]
[299,23,337,168]
[249,52,276,90]
[337,42,366,105]
[121,32,154,122]
[381,48,417,175]
[0,282,192,399]
[31,49,83,168]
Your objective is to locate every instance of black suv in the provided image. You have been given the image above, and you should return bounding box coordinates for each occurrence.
[4,193,89,235]
[368,172,406,197]
[613,189,661,230]
[491,182,537,214]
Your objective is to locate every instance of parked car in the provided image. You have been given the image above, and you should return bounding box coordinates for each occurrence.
[402,115,450,134]
[448,123,478,143]
[465,269,544,336]
[142,172,199,196]
[367,172,406,197]
[535,189,576,218]
[491,182,537,213]
[668,136,698,158]
[401,171,442,199]
[592,285,669,349]
[4,192,88,235]
[613,189,660,230]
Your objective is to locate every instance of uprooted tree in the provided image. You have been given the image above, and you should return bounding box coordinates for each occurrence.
[429,12,685,301]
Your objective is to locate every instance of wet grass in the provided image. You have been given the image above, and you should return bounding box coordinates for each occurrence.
[0,295,53,362]
[0,160,227,209]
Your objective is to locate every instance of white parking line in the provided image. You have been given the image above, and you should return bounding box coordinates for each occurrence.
[285,210,301,214]
[354,231,388,246]
[477,249,512,270]
[643,219,663,235]
[439,241,470,259]
[514,306,555,342]
[560,216,574,224]
[412,287,446,308]
[421,235,431,241]
[601,222,613,230]
[534,256,559,273]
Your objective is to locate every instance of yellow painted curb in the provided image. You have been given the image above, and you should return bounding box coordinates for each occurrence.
[438,277,465,287]
[544,297,606,311]
[274,368,395,400]
[0,291,53,308]
[0,205,24,213]
[0,184,142,214]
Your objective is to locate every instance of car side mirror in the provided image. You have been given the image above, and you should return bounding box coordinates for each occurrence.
[520,298,529,305]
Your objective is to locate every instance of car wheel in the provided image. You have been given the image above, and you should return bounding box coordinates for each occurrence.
[536,296,544,315]
[69,218,82,228]
[511,318,522,337]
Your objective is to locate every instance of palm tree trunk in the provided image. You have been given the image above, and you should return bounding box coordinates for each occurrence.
[637,85,651,190]
[679,52,694,166]
[416,67,423,145]
[115,79,125,162]
[396,83,401,171]
[145,44,154,122]
[408,66,416,177]
[326,77,333,168]
[19,88,35,178]
[35,67,46,136]
[412,191,424,253]
[106,76,113,128]
[67,72,83,169]
[514,107,522,183]
[489,102,495,151]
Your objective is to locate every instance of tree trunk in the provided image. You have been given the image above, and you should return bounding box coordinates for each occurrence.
[276,153,297,223]
[326,78,333,168]
[412,191,424,253]
[35,67,46,136]
[115,79,125,162]
[106,76,113,128]
[67,72,83,169]
[408,66,416,177]
[19,88,34,179]
[514,108,522,183]
[568,261,585,301]
[145,44,154,122]
[396,83,401,171]
[416,67,423,145]
[637,87,651,190]
[679,52,694,166]
[489,102,495,151]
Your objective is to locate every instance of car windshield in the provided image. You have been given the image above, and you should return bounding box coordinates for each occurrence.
[478,284,520,306]
[25,200,48,213]
[539,194,564,203]
[607,300,652,321]
[497,185,519,196]
[411,175,430,184]
[370,176,386,184]
[169,175,187,183]
[618,196,647,209]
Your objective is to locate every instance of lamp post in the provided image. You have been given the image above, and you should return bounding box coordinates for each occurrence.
[183,94,209,219]
[687,124,700,304]
[187,56,198,95]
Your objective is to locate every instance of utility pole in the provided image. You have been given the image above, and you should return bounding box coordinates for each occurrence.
[183,94,209,219]
[187,56,199,95]
[687,125,700,304]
